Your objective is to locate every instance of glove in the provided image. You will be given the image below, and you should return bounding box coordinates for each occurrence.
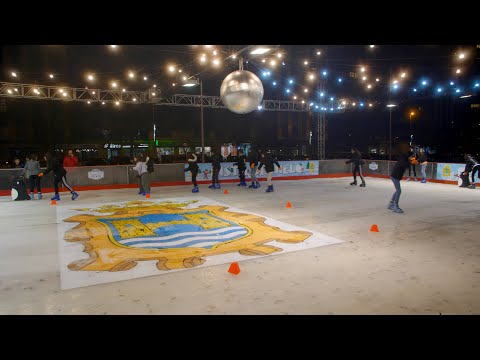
[38,172,44,177]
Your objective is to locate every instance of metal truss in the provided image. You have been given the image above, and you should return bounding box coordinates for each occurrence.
[317,111,326,160]
[0,82,161,104]
[0,82,347,112]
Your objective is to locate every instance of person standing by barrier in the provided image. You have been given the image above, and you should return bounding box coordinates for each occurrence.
[464,154,479,189]
[63,149,79,168]
[418,148,428,183]
[407,146,418,181]
[258,152,281,193]
[345,147,366,187]
[234,149,247,187]
[184,153,199,193]
[248,148,260,189]
[209,150,222,190]
[22,153,42,199]
[145,152,154,195]
[131,154,148,196]
[388,144,410,213]
[39,152,78,201]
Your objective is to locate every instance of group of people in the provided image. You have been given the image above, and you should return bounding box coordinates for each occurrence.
[183,149,282,193]
[345,144,479,214]
[16,150,79,201]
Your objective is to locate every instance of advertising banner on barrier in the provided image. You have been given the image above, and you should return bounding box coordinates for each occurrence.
[185,160,319,182]
[436,163,472,182]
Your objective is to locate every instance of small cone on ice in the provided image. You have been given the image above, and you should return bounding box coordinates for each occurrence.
[51,200,56,205]
[145,193,151,199]
[224,189,229,194]
[286,201,293,208]
[370,224,379,232]
[228,262,240,275]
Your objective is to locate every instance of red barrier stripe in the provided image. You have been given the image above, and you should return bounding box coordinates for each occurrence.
[0,172,459,196]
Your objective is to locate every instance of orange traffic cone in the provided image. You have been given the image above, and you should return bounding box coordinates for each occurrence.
[51,200,57,205]
[145,193,151,199]
[370,224,379,232]
[228,262,240,275]
[286,201,293,208]
[224,189,229,194]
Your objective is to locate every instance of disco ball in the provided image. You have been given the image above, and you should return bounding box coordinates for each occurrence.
[220,70,264,114]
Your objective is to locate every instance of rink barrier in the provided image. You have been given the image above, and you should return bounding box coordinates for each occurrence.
[0,159,468,195]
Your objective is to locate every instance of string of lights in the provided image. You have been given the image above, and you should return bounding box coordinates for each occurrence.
[2,45,478,112]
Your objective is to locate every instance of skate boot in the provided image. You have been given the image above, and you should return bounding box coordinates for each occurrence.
[266,185,274,193]
[248,182,256,188]
[421,178,427,183]
[407,177,411,181]
[359,180,366,187]
[350,180,357,186]
[414,177,418,182]
[388,201,396,210]
[214,183,221,189]
[38,192,43,200]
[468,184,476,189]
[29,193,34,200]
[255,181,261,188]
[51,193,60,201]
[138,190,143,194]
[71,191,79,200]
[241,180,247,186]
[392,205,404,213]
[192,186,199,193]
[208,184,215,189]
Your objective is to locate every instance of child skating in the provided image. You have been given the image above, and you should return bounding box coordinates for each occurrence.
[388,144,411,213]
[22,153,42,199]
[185,153,199,193]
[345,147,365,187]
[209,150,221,189]
[248,148,260,189]
[258,152,281,193]
[234,149,247,186]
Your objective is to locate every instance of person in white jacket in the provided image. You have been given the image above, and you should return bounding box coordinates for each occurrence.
[131,155,149,196]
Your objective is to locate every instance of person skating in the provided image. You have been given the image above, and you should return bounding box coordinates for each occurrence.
[258,152,281,193]
[345,147,366,187]
[388,144,411,213]
[131,154,149,196]
[209,150,222,189]
[185,153,199,193]
[464,153,479,189]
[234,149,247,187]
[248,148,260,189]
[418,148,428,183]
[22,153,42,199]
[39,152,78,201]
[407,146,418,181]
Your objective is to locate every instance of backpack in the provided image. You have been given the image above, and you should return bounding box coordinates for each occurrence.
[147,158,154,173]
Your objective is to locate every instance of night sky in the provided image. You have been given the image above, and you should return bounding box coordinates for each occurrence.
[0,45,479,160]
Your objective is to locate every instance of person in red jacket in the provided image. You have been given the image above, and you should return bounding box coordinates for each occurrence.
[63,149,79,167]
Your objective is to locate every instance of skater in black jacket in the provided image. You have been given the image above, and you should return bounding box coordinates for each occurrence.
[388,145,411,213]
[39,152,78,201]
[209,150,222,190]
[464,154,479,189]
[248,148,260,189]
[258,152,281,193]
[234,150,247,187]
[184,153,200,193]
[345,147,366,187]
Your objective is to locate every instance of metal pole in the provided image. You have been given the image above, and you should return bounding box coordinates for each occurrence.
[389,108,392,161]
[200,80,205,163]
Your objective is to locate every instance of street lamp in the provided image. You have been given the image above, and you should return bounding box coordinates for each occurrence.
[183,78,205,162]
[386,104,397,160]
[409,111,415,146]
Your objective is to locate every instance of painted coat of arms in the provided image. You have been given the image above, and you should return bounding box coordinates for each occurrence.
[64,200,313,272]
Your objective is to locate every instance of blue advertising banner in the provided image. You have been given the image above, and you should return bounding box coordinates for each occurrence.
[436,163,476,183]
[185,160,319,182]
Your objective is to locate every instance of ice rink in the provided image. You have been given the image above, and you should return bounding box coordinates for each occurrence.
[1,177,479,314]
